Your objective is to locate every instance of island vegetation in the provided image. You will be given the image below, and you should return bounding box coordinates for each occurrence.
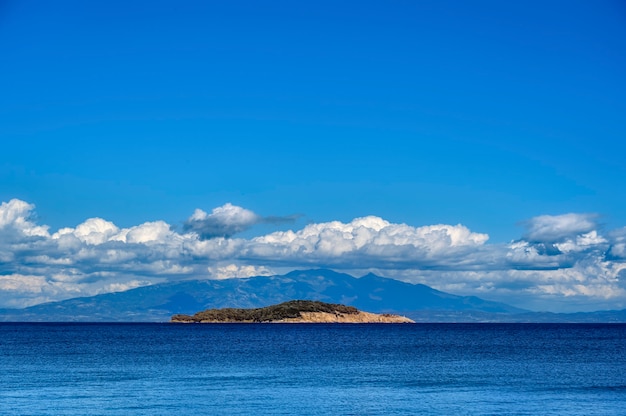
[171,300,414,323]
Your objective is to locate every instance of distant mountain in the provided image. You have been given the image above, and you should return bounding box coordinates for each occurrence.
[0,269,523,322]
[1,269,624,322]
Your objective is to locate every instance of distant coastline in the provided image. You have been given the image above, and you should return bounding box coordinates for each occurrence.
[171,300,414,323]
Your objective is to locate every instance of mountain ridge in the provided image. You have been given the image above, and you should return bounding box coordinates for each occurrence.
[1,269,624,322]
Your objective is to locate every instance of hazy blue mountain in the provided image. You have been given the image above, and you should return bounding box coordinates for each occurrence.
[0,269,524,321]
[1,269,623,322]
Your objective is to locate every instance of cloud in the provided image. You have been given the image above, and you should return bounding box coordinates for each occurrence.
[0,199,49,237]
[184,203,258,239]
[521,213,598,243]
[54,218,119,245]
[207,264,273,280]
[0,274,60,308]
[390,265,626,313]
[1,198,625,312]
[52,218,183,249]
[244,216,490,268]
[183,203,298,239]
[0,272,152,309]
[608,227,626,259]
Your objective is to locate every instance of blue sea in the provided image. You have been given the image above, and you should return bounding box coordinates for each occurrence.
[1,323,625,415]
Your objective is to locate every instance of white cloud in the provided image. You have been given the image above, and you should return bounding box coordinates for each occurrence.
[54,219,178,246]
[112,221,177,244]
[182,203,298,239]
[97,280,151,294]
[53,217,119,245]
[248,216,489,266]
[1,198,625,312]
[0,273,48,294]
[0,199,49,237]
[183,203,259,239]
[0,273,77,308]
[608,227,626,259]
[505,240,563,269]
[207,264,273,280]
[522,213,597,242]
[555,231,607,253]
[385,257,626,312]
[0,272,154,309]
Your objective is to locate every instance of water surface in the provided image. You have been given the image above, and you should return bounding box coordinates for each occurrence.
[1,323,624,415]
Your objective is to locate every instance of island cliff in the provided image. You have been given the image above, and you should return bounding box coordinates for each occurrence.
[170,300,414,323]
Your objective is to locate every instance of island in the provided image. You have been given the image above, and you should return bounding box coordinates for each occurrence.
[170,300,414,323]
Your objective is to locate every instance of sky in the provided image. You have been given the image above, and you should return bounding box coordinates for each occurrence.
[1,1,625,312]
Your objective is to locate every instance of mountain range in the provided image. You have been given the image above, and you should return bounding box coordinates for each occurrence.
[1,269,625,322]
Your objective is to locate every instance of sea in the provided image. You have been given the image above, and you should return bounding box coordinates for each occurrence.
[0,323,625,415]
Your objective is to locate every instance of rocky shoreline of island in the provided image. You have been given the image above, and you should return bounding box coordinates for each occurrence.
[171,300,414,323]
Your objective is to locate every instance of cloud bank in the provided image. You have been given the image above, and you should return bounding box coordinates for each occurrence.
[1,198,624,312]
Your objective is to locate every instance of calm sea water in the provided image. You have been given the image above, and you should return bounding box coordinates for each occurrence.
[0,323,625,415]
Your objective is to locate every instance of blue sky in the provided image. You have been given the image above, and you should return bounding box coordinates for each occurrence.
[1,1,625,312]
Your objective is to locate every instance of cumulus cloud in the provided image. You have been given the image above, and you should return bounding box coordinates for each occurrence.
[53,218,119,244]
[245,216,490,268]
[1,198,625,312]
[522,213,598,243]
[183,203,298,239]
[0,199,49,237]
[184,203,258,239]
[53,218,179,246]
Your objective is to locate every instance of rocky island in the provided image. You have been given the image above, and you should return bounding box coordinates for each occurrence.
[171,300,414,323]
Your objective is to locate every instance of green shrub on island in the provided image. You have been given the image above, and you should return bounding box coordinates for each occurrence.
[172,300,359,323]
